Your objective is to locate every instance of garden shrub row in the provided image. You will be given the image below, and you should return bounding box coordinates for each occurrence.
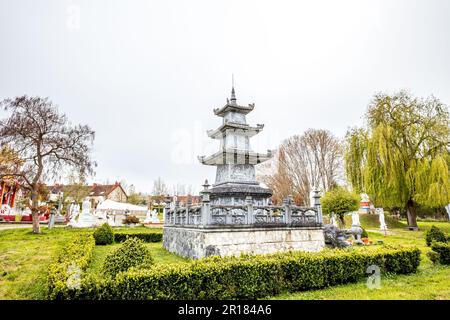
[425,225,447,246]
[114,232,162,243]
[102,237,154,277]
[49,246,420,300]
[47,233,95,299]
[94,224,114,245]
[430,242,450,265]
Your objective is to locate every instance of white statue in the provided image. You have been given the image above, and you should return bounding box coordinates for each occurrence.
[377,208,388,231]
[330,213,338,227]
[73,198,99,228]
[144,209,160,223]
[106,211,116,226]
[346,211,363,244]
[151,209,160,223]
[144,210,152,224]
[68,204,80,226]
[81,198,91,214]
[351,211,361,227]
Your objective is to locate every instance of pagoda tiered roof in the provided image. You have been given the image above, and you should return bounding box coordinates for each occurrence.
[207,122,264,139]
[213,102,255,117]
[198,148,272,166]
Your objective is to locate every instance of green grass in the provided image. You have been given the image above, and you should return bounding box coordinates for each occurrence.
[344,213,407,229]
[0,225,170,299]
[271,221,450,300]
[273,263,450,300]
[0,227,91,299]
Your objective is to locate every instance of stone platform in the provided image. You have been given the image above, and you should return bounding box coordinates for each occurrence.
[163,226,325,259]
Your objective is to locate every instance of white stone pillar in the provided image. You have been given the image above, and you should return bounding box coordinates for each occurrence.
[283,196,293,224]
[246,196,254,225]
[312,187,323,225]
[200,180,211,226]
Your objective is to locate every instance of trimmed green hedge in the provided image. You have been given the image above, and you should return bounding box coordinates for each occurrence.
[47,233,95,299]
[48,246,420,300]
[94,223,114,245]
[431,242,450,265]
[102,238,154,277]
[114,232,162,243]
[425,225,447,246]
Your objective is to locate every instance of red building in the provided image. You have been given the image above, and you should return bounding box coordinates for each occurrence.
[0,177,19,208]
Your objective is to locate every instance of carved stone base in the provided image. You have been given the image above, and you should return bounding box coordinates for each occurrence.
[163,226,325,259]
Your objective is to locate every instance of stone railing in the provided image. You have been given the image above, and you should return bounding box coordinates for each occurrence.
[164,189,323,229]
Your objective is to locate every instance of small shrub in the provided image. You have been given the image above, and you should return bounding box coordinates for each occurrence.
[102,237,154,277]
[114,232,162,243]
[431,242,450,265]
[122,215,141,225]
[361,228,369,238]
[425,225,447,246]
[426,251,440,264]
[321,187,359,225]
[93,223,114,245]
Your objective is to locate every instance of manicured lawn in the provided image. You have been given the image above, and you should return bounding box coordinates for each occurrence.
[273,263,450,300]
[0,225,169,299]
[271,221,450,300]
[0,227,91,299]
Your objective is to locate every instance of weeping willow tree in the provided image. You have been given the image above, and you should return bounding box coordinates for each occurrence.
[345,91,450,229]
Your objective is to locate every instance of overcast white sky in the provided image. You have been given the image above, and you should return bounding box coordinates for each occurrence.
[1,0,449,194]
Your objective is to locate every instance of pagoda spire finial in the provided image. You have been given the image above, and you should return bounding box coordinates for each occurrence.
[230,74,236,104]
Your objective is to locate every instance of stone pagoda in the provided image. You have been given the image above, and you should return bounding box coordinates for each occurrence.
[198,87,273,206]
[163,87,325,259]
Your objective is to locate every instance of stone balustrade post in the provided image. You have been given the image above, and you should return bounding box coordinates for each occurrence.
[283,195,293,224]
[163,200,171,225]
[186,195,192,225]
[174,200,179,225]
[312,187,323,225]
[246,196,254,225]
[200,179,211,227]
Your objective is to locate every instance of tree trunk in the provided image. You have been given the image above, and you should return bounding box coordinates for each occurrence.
[31,191,41,234]
[406,199,418,230]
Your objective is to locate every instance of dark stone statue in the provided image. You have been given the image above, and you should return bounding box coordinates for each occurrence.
[323,224,351,248]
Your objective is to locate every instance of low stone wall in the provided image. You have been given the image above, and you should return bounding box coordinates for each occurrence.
[163,226,325,259]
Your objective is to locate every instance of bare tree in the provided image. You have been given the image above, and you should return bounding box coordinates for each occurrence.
[258,148,294,204]
[152,177,169,196]
[259,129,343,206]
[0,96,96,233]
[63,172,91,204]
[172,183,194,196]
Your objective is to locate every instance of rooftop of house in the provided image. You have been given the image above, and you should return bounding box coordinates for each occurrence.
[47,182,127,198]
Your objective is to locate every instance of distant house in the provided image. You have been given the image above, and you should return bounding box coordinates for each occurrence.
[174,195,201,206]
[47,182,128,208]
[88,182,128,207]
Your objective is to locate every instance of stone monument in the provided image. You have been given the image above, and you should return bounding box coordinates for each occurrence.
[348,211,363,244]
[377,208,388,232]
[330,212,338,228]
[144,210,152,224]
[71,198,99,228]
[68,204,80,226]
[163,87,325,259]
